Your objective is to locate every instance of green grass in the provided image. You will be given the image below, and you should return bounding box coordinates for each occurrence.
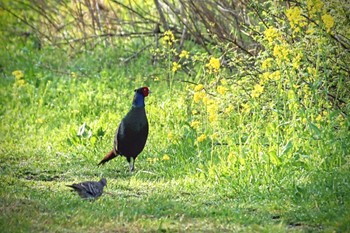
[1,42,350,232]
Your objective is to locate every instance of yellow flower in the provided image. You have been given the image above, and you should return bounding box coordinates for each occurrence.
[307,0,324,17]
[197,134,207,142]
[71,72,77,78]
[220,79,228,85]
[251,84,264,98]
[15,79,26,86]
[207,103,218,115]
[315,114,323,122]
[210,132,219,140]
[292,53,303,69]
[322,14,334,32]
[12,70,26,87]
[302,118,307,125]
[194,84,204,92]
[202,96,212,105]
[172,62,181,73]
[261,58,273,70]
[336,114,344,126]
[36,118,44,124]
[190,121,200,129]
[306,27,316,35]
[286,7,307,32]
[270,70,281,81]
[241,103,251,113]
[147,158,153,163]
[224,105,234,114]
[162,154,170,161]
[206,57,220,72]
[264,27,281,43]
[208,114,218,123]
[307,67,317,81]
[273,44,290,61]
[162,30,175,45]
[179,50,189,59]
[147,158,159,163]
[261,72,270,82]
[12,70,24,80]
[207,104,218,123]
[217,85,227,95]
[193,92,205,103]
[167,132,174,140]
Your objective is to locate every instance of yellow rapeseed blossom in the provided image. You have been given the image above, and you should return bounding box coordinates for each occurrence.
[36,118,44,124]
[224,105,234,114]
[162,30,175,45]
[261,72,270,82]
[261,58,273,70]
[273,44,290,61]
[322,14,335,32]
[322,110,329,117]
[71,72,77,78]
[162,154,170,161]
[190,121,200,129]
[241,103,251,113]
[179,50,189,59]
[12,70,26,86]
[197,134,207,142]
[220,78,228,85]
[208,114,218,123]
[264,27,281,43]
[302,118,308,125]
[207,104,218,123]
[227,152,236,163]
[15,79,26,86]
[306,26,316,35]
[194,84,204,92]
[147,157,159,163]
[270,70,281,81]
[167,132,174,140]
[307,67,317,81]
[336,114,345,126]
[172,62,181,73]
[206,57,220,73]
[202,96,212,106]
[303,85,312,97]
[193,92,205,103]
[286,7,307,32]
[307,0,324,17]
[251,84,264,98]
[12,70,24,80]
[217,85,227,95]
[315,114,323,122]
[210,132,219,140]
[292,53,303,69]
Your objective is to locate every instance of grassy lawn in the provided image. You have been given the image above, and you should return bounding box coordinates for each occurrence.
[1,0,350,225]
[1,45,349,232]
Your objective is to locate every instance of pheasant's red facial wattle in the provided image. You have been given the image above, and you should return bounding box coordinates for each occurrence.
[142,87,149,97]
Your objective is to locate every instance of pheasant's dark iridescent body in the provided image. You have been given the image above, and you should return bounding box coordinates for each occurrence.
[98,87,150,171]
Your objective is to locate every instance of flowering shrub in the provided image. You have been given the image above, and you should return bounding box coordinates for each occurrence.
[152,0,349,176]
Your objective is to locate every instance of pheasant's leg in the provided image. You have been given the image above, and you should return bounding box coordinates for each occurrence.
[127,157,135,172]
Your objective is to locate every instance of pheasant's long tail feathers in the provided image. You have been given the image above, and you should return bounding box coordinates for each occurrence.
[98,150,118,166]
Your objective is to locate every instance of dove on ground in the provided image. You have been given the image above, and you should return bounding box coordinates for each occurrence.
[67,178,107,199]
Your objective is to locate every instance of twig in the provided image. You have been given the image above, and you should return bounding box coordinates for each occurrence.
[122,43,152,64]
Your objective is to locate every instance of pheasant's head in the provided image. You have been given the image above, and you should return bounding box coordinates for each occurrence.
[132,87,150,107]
[135,87,150,97]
